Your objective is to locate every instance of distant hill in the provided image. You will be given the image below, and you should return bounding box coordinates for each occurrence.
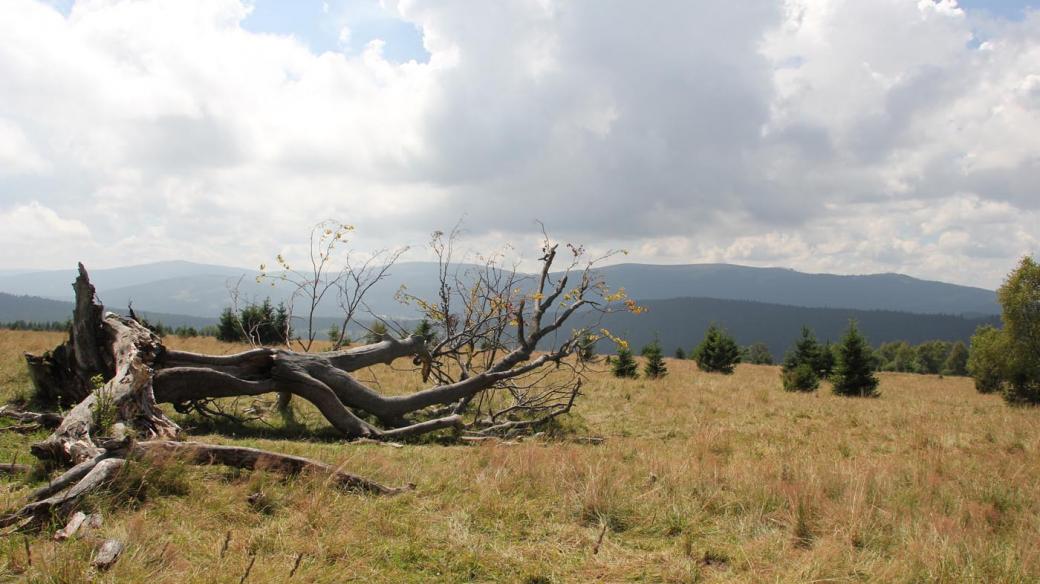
[0,260,999,319]
[593,296,1000,360]
[0,261,248,302]
[2,290,998,360]
[590,263,999,316]
[0,293,216,331]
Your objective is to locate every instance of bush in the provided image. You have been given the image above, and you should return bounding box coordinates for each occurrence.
[364,321,388,344]
[943,341,969,376]
[968,325,1006,393]
[781,327,824,391]
[216,299,290,345]
[784,327,821,373]
[831,320,879,397]
[996,257,1040,404]
[782,362,820,392]
[817,341,837,378]
[577,334,598,363]
[611,347,639,379]
[692,324,741,374]
[914,340,952,375]
[643,341,667,379]
[413,319,439,344]
[744,342,774,365]
[673,347,686,360]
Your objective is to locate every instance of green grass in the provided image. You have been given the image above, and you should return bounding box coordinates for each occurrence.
[0,331,1038,582]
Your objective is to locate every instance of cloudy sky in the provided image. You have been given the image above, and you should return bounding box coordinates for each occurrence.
[0,0,1038,288]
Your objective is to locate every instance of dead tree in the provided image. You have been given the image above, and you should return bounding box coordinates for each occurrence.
[4,232,635,530]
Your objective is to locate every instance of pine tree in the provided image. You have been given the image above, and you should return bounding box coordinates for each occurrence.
[692,324,741,374]
[577,334,598,363]
[831,320,880,397]
[365,321,388,344]
[816,341,837,378]
[413,319,439,344]
[784,327,822,373]
[674,347,686,360]
[611,347,639,378]
[643,340,667,379]
[274,302,291,345]
[217,307,242,342]
[783,362,820,392]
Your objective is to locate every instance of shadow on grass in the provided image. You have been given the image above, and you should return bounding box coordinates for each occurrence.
[173,409,462,446]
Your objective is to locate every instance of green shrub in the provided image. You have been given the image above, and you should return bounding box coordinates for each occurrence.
[692,324,741,374]
[364,321,388,344]
[642,341,667,379]
[610,347,638,379]
[577,334,598,363]
[782,362,820,392]
[967,325,1005,393]
[996,257,1040,404]
[745,342,774,365]
[943,341,969,376]
[831,320,879,397]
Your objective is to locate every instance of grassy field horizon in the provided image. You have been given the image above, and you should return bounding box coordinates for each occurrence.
[1,330,1038,582]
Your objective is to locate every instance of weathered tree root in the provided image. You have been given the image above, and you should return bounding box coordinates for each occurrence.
[1,457,126,531]
[2,439,410,532]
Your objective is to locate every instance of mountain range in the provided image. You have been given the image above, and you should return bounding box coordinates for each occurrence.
[0,260,1000,357]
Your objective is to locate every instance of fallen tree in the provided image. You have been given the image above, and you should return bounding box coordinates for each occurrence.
[3,231,631,530]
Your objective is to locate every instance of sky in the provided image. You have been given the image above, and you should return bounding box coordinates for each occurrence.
[0,0,1038,289]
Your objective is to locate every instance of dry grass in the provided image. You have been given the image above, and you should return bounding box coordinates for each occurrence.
[1,331,1039,582]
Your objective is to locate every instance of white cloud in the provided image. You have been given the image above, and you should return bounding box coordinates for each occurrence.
[0,118,49,175]
[0,202,94,267]
[0,0,1037,288]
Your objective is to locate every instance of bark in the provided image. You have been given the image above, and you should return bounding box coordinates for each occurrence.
[22,264,110,406]
[31,314,179,464]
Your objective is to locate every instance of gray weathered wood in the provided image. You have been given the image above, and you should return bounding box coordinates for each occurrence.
[92,538,124,570]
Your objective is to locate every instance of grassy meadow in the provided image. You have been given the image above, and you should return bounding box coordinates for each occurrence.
[0,330,1038,582]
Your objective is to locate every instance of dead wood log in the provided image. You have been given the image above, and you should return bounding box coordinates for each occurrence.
[7,237,626,529]
[0,406,63,429]
[22,264,110,406]
[53,511,87,541]
[130,441,412,495]
[31,313,179,464]
[0,463,31,475]
[53,511,102,541]
[0,458,126,531]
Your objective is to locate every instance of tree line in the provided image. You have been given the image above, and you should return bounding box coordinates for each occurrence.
[599,255,1040,407]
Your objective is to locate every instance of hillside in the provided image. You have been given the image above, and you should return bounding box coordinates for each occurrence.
[1,290,998,359]
[592,263,999,316]
[594,296,998,358]
[0,261,1000,319]
[0,293,217,331]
